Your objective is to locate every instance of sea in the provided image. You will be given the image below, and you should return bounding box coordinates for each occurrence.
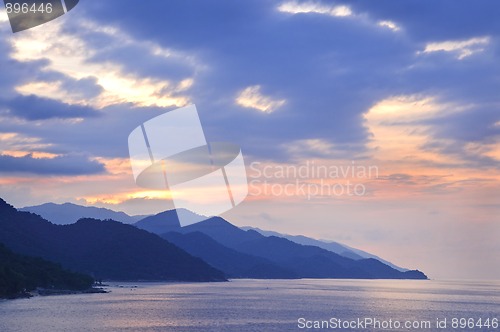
[0,279,499,331]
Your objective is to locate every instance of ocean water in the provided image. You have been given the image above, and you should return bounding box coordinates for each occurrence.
[0,279,499,331]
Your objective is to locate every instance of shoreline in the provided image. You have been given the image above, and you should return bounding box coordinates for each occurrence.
[2,287,108,300]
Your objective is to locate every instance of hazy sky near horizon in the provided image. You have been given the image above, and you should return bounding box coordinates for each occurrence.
[0,0,499,279]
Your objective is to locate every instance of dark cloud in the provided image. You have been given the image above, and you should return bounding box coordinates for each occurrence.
[83,35,196,82]
[0,45,49,99]
[34,72,104,100]
[80,0,398,149]
[0,102,174,159]
[0,153,105,175]
[429,106,500,143]
[420,140,500,170]
[74,0,499,162]
[1,94,100,120]
[63,76,104,99]
[338,0,500,42]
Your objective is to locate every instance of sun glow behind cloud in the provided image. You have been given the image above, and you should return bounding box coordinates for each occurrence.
[1,150,59,159]
[365,95,463,166]
[246,95,499,204]
[0,8,7,23]
[0,132,53,152]
[10,19,195,109]
[363,95,500,186]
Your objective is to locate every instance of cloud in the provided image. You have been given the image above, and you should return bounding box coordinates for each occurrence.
[236,85,286,113]
[283,138,368,160]
[377,20,400,32]
[277,1,352,17]
[0,153,105,175]
[363,94,469,169]
[67,0,417,160]
[420,36,490,59]
[362,93,500,203]
[1,94,100,120]
[0,8,7,23]
[333,0,500,42]
[0,132,42,157]
[16,74,104,105]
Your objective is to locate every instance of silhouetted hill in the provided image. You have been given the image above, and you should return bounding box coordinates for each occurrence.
[0,199,225,282]
[163,232,297,279]
[179,217,427,280]
[0,243,93,299]
[20,202,146,225]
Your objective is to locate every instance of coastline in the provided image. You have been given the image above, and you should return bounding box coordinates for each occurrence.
[3,287,108,300]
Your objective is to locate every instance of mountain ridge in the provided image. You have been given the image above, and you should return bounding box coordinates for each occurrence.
[8,200,427,280]
[173,217,427,280]
[19,201,415,273]
[242,226,408,272]
[20,202,148,225]
[0,198,226,282]
[135,210,409,272]
[162,231,297,279]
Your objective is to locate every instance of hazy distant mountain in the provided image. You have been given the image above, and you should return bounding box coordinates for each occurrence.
[15,202,425,280]
[137,211,298,278]
[242,227,362,257]
[177,218,427,279]
[0,199,225,282]
[339,243,408,271]
[163,231,297,279]
[136,209,421,278]
[134,209,206,234]
[134,209,297,279]
[137,210,406,272]
[242,227,408,272]
[134,209,181,234]
[20,202,147,225]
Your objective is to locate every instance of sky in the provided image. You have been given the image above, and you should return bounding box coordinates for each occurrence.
[0,0,499,280]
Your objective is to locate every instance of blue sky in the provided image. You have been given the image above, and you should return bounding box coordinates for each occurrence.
[0,0,499,279]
